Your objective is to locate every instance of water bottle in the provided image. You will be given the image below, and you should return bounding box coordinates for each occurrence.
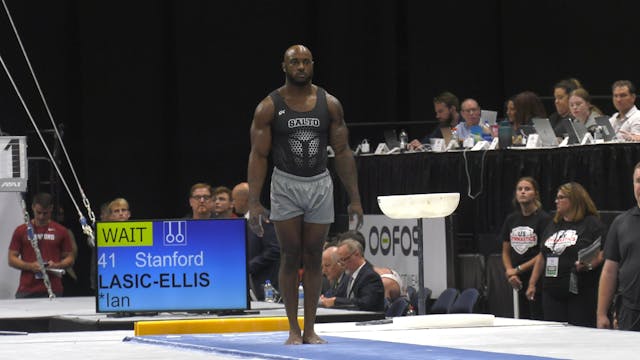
[448,127,459,150]
[398,129,408,151]
[406,304,416,316]
[264,280,274,303]
[498,121,512,149]
[298,282,304,307]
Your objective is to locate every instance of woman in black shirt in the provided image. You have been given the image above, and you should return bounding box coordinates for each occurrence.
[500,177,551,319]
[527,182,605,327]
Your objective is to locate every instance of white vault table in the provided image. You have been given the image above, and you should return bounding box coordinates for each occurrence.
[378,193,460,315]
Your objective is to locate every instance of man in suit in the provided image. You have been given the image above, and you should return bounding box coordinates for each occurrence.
[321,245,346,297]
[248,220,280,300]
[319,239,384,311]
[232,182,280,300]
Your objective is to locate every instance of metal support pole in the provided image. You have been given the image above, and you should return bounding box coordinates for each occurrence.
[417,218,426,315]
[513,288,520,319]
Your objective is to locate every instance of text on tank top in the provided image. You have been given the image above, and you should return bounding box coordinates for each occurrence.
[269,87,331,177]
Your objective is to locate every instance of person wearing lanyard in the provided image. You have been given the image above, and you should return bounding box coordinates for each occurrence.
[500,177,551,320]
[526,182,606,327]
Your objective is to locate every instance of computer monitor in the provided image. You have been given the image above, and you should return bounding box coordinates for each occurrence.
[480,110,498,126]
[383,129,400,149]
[519,125,537,137]
[564,118,588,144]
[594,116,616,141]
[531,118,559,147]
[95,218,249,313]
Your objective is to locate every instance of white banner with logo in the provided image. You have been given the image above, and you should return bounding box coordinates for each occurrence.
[0,192,23,298]
[359,214,449,297]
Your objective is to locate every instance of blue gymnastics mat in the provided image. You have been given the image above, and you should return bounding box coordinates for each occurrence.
[124,331,561,360]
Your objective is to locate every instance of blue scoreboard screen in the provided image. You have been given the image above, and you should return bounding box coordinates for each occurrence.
[95,218,248,313]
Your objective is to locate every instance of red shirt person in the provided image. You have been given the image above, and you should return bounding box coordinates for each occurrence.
[8,193,75,298]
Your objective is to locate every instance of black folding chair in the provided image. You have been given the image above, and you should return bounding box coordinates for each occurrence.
[430,288,459,314]
[450,288,480,313]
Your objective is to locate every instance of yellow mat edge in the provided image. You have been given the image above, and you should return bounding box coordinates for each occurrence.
[134,316,305,336]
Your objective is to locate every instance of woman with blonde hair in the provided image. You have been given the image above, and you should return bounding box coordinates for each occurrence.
[569,88,603,127]
[500,177,551,319]
[526,182,606,327]
[554,88,604,138]
[108,198,131,221]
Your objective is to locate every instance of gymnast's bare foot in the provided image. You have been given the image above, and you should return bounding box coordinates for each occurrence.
[285,330,303,345]
[303,331,327,344]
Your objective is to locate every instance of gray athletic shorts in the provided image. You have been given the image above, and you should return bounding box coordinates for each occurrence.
[270,167,334,224]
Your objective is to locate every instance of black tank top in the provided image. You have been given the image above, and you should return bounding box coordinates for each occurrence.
[269,87,330,177]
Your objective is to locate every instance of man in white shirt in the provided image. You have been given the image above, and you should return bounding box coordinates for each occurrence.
[609,80,640,141]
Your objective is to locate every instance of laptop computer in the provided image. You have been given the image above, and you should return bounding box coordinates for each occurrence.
[531,118,559,147]
[594,116,615,141]
[564,118,589,144]
[383,129,400,149]
[481,110,498,126]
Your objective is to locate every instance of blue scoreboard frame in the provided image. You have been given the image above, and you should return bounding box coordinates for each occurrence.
[95,218,249,313]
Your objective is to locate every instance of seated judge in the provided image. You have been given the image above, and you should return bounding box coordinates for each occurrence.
[336,229,404,303]
[548,78,582,129]
[554,88,603,139]
[456,98,490,143]
[609,80,640,141]
[319,239,385,312]
[321,245,346,298]
[511,91,547,145]
[408,91,461,150]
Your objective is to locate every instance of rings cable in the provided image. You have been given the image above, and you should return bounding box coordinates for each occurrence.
[0,0,95,246]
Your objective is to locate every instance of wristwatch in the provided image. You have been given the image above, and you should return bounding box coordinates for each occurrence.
[516,265,521,273]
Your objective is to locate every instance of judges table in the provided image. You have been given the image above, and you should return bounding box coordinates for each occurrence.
[0,297,384,333]
[333,142,640,246]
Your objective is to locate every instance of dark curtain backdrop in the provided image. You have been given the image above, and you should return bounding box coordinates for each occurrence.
[1,1,640,292]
